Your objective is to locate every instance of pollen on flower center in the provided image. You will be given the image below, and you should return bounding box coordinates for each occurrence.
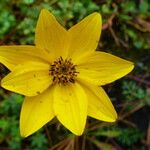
[49,57,78,85]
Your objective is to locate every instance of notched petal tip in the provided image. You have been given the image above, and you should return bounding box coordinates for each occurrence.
[1,77,9,89]
[129,62,135,70]
[124,60,135,74]
[20,127,34,138]
[91,12,102,19]
[74,131,84,136]
[90,12,102,25]
[64,124,84,136]
[20,122,31,138]
[40,8,50,14]
[39,8,54,19]
[20,126,35,138]
[108,112,118,122]
[100,106,118,123]
[20,130,29,138]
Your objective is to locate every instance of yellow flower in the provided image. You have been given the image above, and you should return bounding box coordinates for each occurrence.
[0,9,134,137]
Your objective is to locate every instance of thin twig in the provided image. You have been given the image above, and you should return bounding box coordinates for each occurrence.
[64,139,73,150]
[50,138,70,150]
[119,119,137,128]
[120,102,145,119]
[127,75,150,86]
[88,122,108,132]
[108,138,123,150]
[109,26,120,47]
[102,13,116,30]
[44,125,53,148]
[81,135,86,150]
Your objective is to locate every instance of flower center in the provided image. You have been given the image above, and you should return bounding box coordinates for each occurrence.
[49,57,78,85]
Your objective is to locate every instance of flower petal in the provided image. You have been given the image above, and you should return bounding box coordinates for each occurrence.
[77,51,134,85]
[53,83,87,135]
[68,12,102,62]
[1,61,52,96]
[79,80,117,122]
[20,87,54,137]
[35,9,69,60]
[0,45,50,71]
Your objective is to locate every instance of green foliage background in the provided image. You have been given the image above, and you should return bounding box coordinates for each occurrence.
[0,0,150,149]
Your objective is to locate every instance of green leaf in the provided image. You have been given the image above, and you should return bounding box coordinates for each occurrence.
[139,0,149,13]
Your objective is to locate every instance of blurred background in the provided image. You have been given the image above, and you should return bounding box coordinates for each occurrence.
[0,0,150,149]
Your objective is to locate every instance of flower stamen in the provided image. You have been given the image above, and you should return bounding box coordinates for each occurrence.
[49,57,78,85]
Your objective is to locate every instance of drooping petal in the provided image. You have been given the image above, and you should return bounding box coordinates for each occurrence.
[79,80,117,122]
[1,61,52,96]
[68,12,102,62]
[77,51,134,85]
[35,9,69,60]
[20,87,54,137]
[0,45,50,71]
[53,83,87,135]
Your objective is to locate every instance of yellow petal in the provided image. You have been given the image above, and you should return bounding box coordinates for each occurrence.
[20,87,54,137]
[35,9,69,60]
[53,83,87,135]
[79,80,117,122]
[0,45,50,71]
[1,61,52,96]
[68,12,102,62]
[77,51,134,85]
